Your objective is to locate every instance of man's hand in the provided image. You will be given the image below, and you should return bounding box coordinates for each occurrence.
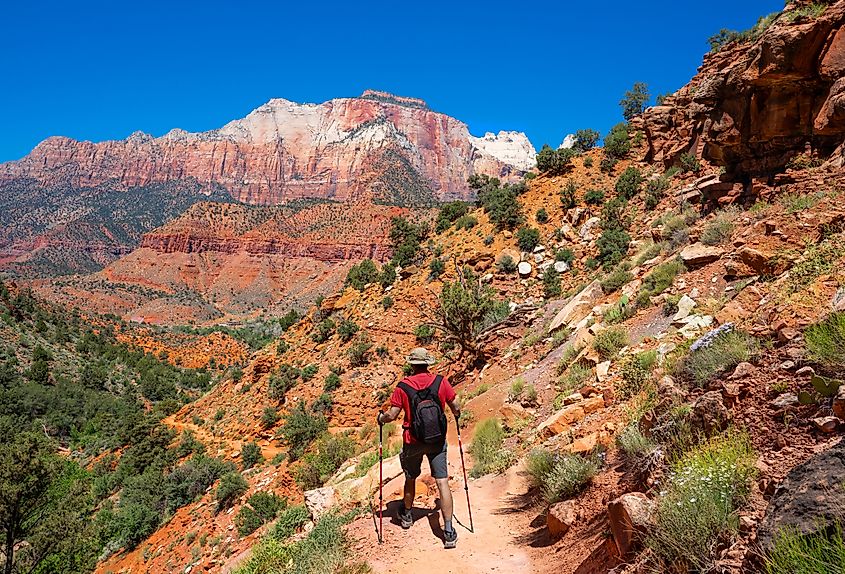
[377,412,384,426]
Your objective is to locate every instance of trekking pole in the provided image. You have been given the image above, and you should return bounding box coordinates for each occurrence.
[378,415,384,544]
[455,416,474,533]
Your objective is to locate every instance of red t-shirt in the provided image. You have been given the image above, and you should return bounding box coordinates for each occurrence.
[390,372,456,444]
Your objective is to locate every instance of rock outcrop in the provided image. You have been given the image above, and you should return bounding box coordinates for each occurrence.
[641,2,845,181]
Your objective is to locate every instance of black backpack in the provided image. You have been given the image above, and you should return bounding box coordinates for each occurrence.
[398,375,447,444]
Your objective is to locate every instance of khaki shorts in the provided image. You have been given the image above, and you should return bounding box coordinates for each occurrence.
[400,440,448,479]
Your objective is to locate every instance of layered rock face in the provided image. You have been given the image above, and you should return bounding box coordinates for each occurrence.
[641,2,845,178]
[33,200,421,323]
[1,90,535,205]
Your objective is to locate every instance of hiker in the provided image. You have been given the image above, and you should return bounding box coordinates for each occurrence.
[376,347,461,548]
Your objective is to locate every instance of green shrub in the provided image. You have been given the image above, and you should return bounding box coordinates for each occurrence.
[241,441,264,470]
[279,401,328,461]
[495,254,518,274]
[583,156,594,168]
[476,180,524,230]
[616,424,656,459]
[600,197,629,231]
[804,312,845,372]
[271,505,310,540]
[555,248,574,264]
[516,226,541,252]
[700,210,736,246]
[381,296,394,310]
[535,208,549,223]
[269,364,301,401]
[593,327,629,360]
[236,492,286,536]
[216,471,249,511]
[311,319,335,343]
[646,432,756,571]
[596,228,631,267]
[645,175,671,210]
[676,328,759,387]
[323,372,341,392]
[526,449,598,504]
[765,521,845,574]
[300,364,318,382]
[620,82,650,121]
[295,433,356,489]
[615,167,644,199]
[560,180,577,209]
[378,262,397,289]
[603,123,631,160]
[618,351,656,398]
[414,324,435,344]
[337,320,359,343]
[469,419,514,477]
[679,152,701,173]
[346,332,372,367]
[639,259,685,304]
[261,407,279,430]
[436,269,504,355]
[536,144,578,175]
[454,215,478,230]
[584,189,605,206]
[559,362,592,393]
[601,267,633,294]
[344,259,379,291]
[436,201,470,232]
[573,129,601,152]
[543,267,562,298]
[429,257,445,279]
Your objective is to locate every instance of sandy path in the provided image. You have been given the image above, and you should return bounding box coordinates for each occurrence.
[346,435,536,573]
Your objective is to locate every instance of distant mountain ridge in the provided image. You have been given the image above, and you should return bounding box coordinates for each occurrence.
[1,90,535,205]
[0,90,534,278]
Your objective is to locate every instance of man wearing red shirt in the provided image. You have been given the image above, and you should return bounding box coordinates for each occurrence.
[377,347,461,548]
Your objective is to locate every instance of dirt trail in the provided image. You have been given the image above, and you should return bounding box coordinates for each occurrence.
[347,434,537,573]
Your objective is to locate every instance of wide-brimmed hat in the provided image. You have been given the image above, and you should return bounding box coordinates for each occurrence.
[406,347,436,365]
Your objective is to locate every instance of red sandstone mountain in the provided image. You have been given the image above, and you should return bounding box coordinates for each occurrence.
[1,90,534,206]
[0,91,533,279]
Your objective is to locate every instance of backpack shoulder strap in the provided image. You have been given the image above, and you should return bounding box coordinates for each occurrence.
[397,380,417,400]
[428,374,444,395]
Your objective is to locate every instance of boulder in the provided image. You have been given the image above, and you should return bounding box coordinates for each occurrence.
[690,391,731,435]
[581,395,605,414]
[499,402,530,428]
[304,486,337,520]
[737,246,780,276]
[770,393,798,409]
[563,431,611,454]
[758,440,845,551]
[608,493,656,557]
[538,405,586,438]
[730,361,756,379]
[517,261,533,277]
[671,294,697,322]
[680,243,723,267]
[579,217,601,242]
[547,500,577,538]
[548,280,604,332]
[554,261,570,274]
[812,416,840,433]
[596,361,611,382]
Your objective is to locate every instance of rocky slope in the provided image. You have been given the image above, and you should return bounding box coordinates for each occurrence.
[32,198,424,324]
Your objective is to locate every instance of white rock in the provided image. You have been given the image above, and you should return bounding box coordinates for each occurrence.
[559,134,577,149]
[596,361,611,382]
[672,294,697,322]
[554,261,570,273]
[518,261,533,277]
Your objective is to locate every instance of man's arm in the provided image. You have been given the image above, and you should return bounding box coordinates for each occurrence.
[447,398,461,421]
[377,406,402,425]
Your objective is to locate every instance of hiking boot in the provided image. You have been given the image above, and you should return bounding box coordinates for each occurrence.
[399,506,413,529]
[443,528,458,549]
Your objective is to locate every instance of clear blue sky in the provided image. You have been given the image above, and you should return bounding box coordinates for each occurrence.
[2,0,782,162]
